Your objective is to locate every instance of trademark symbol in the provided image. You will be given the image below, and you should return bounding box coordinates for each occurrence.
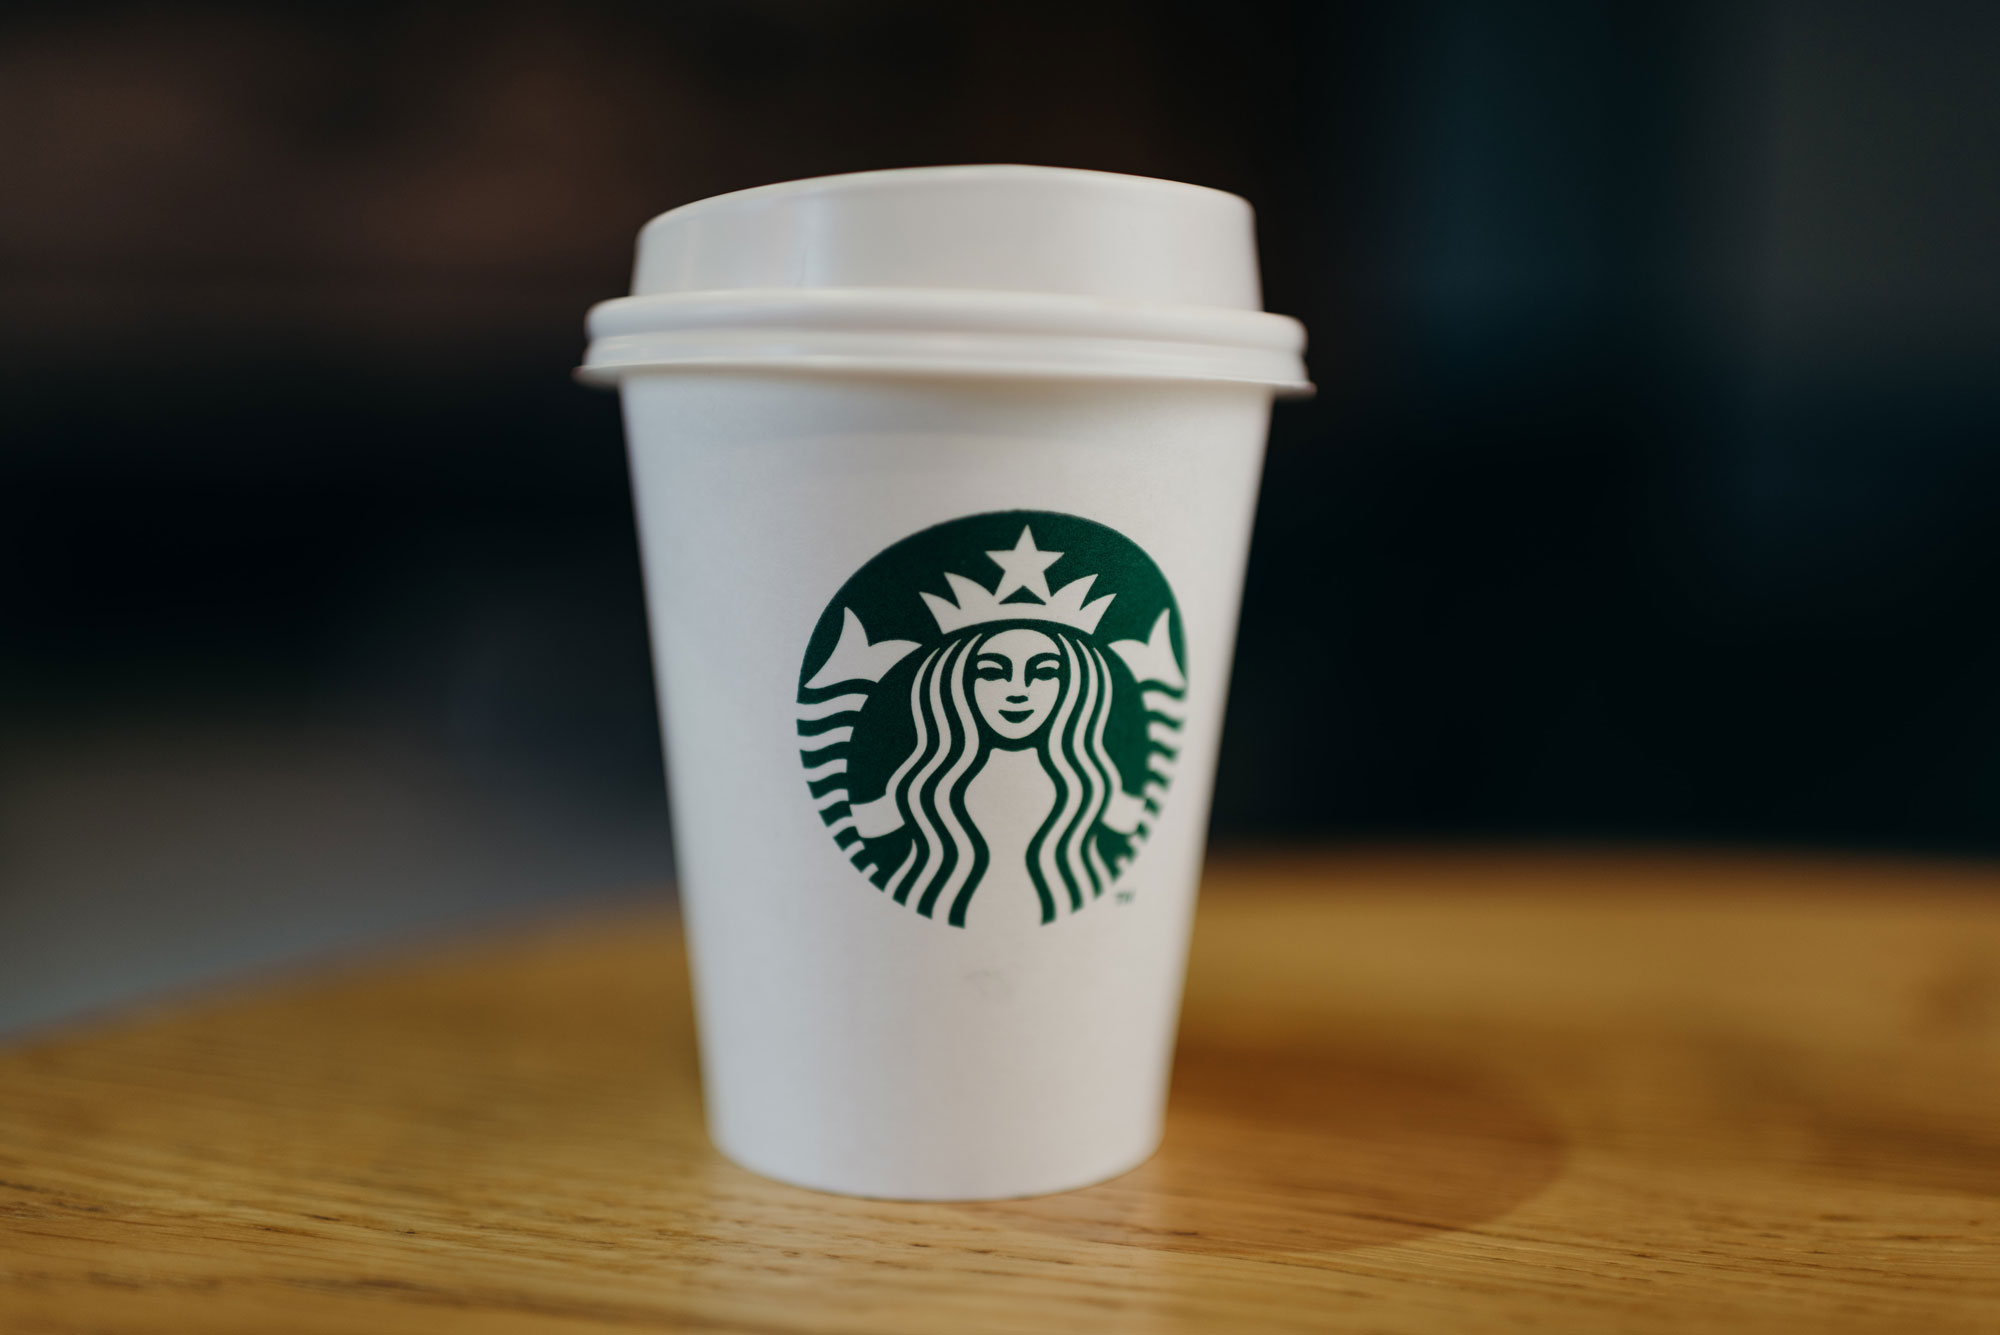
[1116,890,1135,904]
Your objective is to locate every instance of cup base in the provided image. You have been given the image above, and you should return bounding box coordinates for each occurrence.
[707,1124,1166,1202]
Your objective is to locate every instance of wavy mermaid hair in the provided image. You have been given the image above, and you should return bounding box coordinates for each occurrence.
[878,625,1127,927]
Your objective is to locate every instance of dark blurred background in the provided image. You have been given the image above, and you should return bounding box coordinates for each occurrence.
[5,1,1998,1031]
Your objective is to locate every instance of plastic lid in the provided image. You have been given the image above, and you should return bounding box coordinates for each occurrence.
[580,166,1310,393]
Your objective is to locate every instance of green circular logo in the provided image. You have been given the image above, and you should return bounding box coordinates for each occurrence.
[797,510,1186,929]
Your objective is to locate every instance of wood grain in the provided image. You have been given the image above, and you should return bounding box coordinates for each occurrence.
[3,849,1998,1333]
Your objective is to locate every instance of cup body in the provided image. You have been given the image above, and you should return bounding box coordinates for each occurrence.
[621,370,1273,1199]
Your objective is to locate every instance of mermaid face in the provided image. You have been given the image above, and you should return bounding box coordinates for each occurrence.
[971,628,1064,742]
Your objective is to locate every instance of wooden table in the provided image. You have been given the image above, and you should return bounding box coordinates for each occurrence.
[3,850,1997,1332]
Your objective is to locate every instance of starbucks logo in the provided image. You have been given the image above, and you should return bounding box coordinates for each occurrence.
[797,511,1186,929]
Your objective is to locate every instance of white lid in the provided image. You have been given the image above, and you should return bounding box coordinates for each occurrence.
[580,165,1310,393]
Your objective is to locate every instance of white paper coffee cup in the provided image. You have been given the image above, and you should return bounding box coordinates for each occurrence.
[582,166,1309,1200]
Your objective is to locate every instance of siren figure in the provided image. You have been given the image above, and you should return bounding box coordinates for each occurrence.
[802,525,1184,928]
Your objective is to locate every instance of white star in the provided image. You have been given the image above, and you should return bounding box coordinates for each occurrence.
[985,526,1063,604]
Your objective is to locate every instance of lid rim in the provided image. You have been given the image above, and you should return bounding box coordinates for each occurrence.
[578,360,1315,397]
[580,326,1312,395]
[587,288,1306,354]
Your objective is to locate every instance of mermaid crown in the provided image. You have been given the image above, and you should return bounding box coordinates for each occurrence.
[921,526,1114,635]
